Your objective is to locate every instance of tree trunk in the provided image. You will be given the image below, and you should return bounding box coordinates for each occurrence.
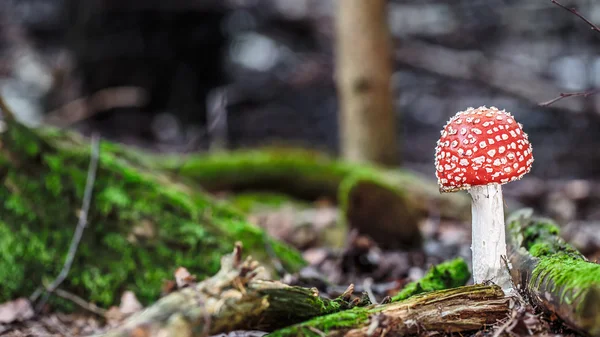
[335,0,399,166]
[507,209,600,337]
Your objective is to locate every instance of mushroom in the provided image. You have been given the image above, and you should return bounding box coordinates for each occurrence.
[434,106,533,290]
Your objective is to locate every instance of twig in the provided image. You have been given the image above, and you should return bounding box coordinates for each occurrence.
[33,133,101,311]
[363,278,378,304]
[53,288,107,317]
[551,0,600,33]
[539,88,600,106]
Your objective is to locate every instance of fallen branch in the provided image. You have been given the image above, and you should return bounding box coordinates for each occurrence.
[101,243,354,337]
[270,284,509,337]
[507,209,600,337]
[102,245,502,337]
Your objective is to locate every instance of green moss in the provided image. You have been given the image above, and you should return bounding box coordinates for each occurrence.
[392,257,470,302]
[269,307,370,337]
[508,210,600,324]
[531,255,600,307]
[0,123,305,308]
[228,192,309,213]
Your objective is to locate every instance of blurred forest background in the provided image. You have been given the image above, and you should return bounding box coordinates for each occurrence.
[3,0,600,228]
[2,0,600,335]
[1,0,600,245]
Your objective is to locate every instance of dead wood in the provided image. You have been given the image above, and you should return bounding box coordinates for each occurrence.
[101,244,508,337]
[507,209,600,337]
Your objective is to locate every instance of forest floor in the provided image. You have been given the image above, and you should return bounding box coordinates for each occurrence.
[2,185,599,337]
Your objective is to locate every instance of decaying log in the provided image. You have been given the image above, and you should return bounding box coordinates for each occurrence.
[102,245,506,337]
[158,149,471,249]
[101,243,354,337]
[507,208,600,337]
[270,284,509,337]
[0,104,304,307]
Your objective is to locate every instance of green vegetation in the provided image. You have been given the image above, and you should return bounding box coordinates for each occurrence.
[0,121,304,307]
[156,148,471,221]
[392,257,470,302]
[507,209,600,336]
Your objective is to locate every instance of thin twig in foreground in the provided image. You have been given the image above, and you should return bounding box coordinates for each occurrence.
[539,88,600,106]
[53,288,107,317]
[551,0,600,33]
[33,133,101,311]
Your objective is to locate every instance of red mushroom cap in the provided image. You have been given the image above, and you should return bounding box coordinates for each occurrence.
[435,106,533,192]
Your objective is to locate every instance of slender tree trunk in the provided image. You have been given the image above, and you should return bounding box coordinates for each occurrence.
[335,0,399,166]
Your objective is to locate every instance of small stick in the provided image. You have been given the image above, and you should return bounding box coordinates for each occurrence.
[551,0,600,33]
[53,288,107,317]
[539,88,600,107]
[363,278,378,304]
[34,133,101,311]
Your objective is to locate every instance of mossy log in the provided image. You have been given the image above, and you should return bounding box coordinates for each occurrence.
[0,112,304,307]
[103,245,503,337]
[507,209,600,337]
[158,149,470,249]
[270,284,509,337]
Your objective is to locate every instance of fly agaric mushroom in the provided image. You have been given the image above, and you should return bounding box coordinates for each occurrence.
[435,106,533,290]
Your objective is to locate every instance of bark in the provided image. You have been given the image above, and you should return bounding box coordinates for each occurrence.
[507,209,600,337]
[271,284,509,337]
[103,245,503,337]
[335,0,399,166]
[0,105,304,308]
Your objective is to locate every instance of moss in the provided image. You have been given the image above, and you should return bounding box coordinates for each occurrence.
[392,257,470,302]
[0,123,304,308]
[508,209,600,327]
[155,148,471,222]
[268,307,370,337]
[227,192,310,213]
[531,255,600,308]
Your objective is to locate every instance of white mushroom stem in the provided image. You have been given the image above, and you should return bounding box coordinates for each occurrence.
[468,183,512,291]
